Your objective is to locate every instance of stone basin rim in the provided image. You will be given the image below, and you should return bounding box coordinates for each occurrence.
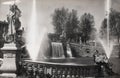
[24,60,97,67]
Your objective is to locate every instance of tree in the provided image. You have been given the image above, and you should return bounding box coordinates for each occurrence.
[80,13,95,43]
[52,8,80,42]
[109,9,120,43]
[65,9,80,42]
[100,18,107,39]
[52,7,69,35]
[100,9,120,58]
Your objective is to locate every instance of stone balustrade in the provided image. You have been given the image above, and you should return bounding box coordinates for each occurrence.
[20,60,100,78]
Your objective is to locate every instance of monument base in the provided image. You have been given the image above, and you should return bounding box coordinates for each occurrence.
[0,43,16,75]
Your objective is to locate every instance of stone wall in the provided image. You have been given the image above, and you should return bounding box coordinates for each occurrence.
[70,42,119,57]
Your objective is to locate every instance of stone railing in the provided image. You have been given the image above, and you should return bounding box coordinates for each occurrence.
[20,60,100,78]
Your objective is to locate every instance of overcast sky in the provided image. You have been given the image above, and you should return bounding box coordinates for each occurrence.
[0,0,118,33]
[112,0,120,11]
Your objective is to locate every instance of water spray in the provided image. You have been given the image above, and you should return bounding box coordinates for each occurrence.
[106,0,112,58]
[96,0,113,59]
[26,0,47,61]
[26,0,37,60]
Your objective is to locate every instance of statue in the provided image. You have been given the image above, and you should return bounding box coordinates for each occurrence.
[5,4,21,43]
[0,4,25,76]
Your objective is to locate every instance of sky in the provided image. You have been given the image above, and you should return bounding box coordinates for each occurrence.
[2,0,120,33]
[112,0,120,11]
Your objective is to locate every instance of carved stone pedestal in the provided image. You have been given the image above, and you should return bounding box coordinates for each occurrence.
[0,43,17,77]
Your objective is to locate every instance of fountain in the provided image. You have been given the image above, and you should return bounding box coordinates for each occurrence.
[0,0,116,77]
[23,0,99,77]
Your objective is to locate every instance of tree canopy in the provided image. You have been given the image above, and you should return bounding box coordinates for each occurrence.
[52,7,80,42]
[52,7,69,35]
[65,9,79,41]
[52,7,95,43]
[80,13,95,43]
[100,9,120,43]
[100,9,120,57]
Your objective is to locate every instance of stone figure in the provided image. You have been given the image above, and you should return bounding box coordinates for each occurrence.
[6,4,21,43]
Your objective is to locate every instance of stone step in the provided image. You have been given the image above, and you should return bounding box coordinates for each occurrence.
[0,73,16,78]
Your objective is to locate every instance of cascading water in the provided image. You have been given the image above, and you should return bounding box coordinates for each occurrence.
[51,42,73,58]
[66,44,73,58]
[51,42,65,58]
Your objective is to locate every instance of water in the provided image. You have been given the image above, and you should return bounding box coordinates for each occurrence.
[97,37,114,58]
[26,0,47,60]
[51,42,65,58]
[51,42,73,58]
[96,0,113,59]
[66,44,73,58]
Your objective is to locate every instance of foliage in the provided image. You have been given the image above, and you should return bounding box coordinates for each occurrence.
[80,13,95,43]
[110,9,120,42]
[100,9,120,42]
[65,9,80,41]
[52,8,95,43]
[52,8,80,42]
[52,7,69,35]
[100,18,107,39]
[100,9,120,57]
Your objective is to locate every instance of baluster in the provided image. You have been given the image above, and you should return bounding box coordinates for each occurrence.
[62,68,66,78]
[46,66,52,75]
[62,74,66,78]
[44,65,47,75]
[71,75,75,78]
[79,68,82,76]
[84,67,88,76]
[75,74,79,78]
[75,68,79,78]
[66,68,71,78]
[28,64,33,78]
[38,64,45,78]
[36,64,39,78]
[23,63,27,77]
[52,67,57,78]
[81,67,84,77]
[87,67,90,76]
[57,68,62,78]
[60,68,63,78]
[71,67,75,78]
[34,64,38,78]
[83,67,86,77]
[46,66,52,78]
